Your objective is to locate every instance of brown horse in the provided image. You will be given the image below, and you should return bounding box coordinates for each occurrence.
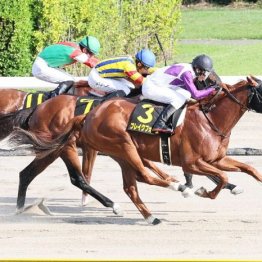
[3,92,183,215]
[0,81,90,115]
[14,76,262,224]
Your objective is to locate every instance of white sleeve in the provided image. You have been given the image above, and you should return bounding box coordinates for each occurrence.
[74,53,90,63]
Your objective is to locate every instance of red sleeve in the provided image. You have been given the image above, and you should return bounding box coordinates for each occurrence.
[84,56,99,68]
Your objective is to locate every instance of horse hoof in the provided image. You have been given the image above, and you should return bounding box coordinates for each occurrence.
[145,215,161,225]
[169,182,182,191]
[194,186,207,197]
[113,203,123,216]
[81,194,89,207]
[184,183,194,189]
[231,186,244,195]
[152,218,162,225]
[182,187,194,198]
[15,208,24,215]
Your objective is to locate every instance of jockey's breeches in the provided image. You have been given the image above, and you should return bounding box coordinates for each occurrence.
[142,81,191,109]
[88,68,134,96]
[32,57,74,83]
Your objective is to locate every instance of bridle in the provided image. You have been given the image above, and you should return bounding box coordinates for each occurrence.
[200,84,251,138]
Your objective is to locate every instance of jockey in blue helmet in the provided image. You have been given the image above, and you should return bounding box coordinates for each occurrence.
[87,48,157,98]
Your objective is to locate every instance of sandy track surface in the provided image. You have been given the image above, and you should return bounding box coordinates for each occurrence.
[0,112,262,260]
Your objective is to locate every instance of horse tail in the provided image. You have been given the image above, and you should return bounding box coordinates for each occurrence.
[9,114,86,159]
[0,107,35,141]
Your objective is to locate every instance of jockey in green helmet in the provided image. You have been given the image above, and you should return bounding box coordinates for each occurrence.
[32,36,101,96]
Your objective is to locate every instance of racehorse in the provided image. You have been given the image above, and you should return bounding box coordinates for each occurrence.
[2,92,183,215]
[14,76,262,224]
[0,80,90,115]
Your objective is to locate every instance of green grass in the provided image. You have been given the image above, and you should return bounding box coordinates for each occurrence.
[179,8,262,39]
[171,7,262,75]
[173,43,262,75]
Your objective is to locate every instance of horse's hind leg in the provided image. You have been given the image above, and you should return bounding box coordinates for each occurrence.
[214,156,262,183]
[142,158,177,182]
[60,145,121,215]
[116,141,183,192]
[81,146,98,206]
[115,158,161,225]
[17,153,58,213]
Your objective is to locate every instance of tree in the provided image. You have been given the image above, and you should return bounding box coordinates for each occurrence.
[0,0,33,76]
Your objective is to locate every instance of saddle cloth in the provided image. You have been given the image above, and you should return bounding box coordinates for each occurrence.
[23,92,103,117]
[74,95,104,116]
[23,92,50,109]
[127,100,187,135]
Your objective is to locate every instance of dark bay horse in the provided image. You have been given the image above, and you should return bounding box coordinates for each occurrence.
[15,76,262,224]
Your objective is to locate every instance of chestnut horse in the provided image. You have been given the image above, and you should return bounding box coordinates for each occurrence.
[0,81,90,115]
[3,92,183,215]
[13,76,262,224]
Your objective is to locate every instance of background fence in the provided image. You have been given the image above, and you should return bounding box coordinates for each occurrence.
[0,76,261,89]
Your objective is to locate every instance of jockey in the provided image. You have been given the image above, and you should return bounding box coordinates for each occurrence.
[32,36,101,96]
[142,54,217,133]
[87,49,156,98]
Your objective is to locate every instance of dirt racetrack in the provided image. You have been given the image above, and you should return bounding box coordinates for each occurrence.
[0,112,262,260]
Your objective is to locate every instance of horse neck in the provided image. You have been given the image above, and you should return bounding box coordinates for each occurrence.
[73,87,90,96]
[208,88,249,135]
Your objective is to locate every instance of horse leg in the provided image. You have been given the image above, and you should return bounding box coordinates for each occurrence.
[119,142,192,196]
[60,145,121,215]
[81,146,98,206]
[115,158,161,225]
[214,156,262,183]
[17,153,58,213]
[185,158,229,199]
[184,173,193,188]
[184,172,243,194]
[142,158,177,182]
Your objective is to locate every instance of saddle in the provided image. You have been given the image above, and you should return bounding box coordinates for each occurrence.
[127,99,186,136]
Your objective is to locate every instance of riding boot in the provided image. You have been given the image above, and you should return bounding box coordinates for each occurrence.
[104,90,127,100]
[50,81,74,98]
[152,104,177,133]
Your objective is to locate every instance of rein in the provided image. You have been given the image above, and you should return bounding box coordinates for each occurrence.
[201,85,250,138]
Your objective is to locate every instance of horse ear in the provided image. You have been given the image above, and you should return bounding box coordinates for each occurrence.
[247,75,258,86]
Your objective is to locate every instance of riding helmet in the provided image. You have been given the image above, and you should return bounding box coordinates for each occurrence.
[135,49,156,68]
[192,54,213,72]
[79,36,101,55]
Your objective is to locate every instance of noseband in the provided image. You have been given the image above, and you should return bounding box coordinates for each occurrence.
[200,84,250,138]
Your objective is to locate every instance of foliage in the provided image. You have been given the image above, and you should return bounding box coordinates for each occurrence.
[0,0,33,76]
[30,0,182,75]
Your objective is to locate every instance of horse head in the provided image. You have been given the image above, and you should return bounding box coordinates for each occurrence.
[247,75,262,113]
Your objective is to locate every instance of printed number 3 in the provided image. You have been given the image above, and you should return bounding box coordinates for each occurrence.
[137,104,154,124]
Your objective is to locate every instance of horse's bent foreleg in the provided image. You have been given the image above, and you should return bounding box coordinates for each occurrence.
[81,146,98,205]
[185,158,229,199]
[214,156,262,182]
[60,145,121,215]
[17,153,58,213]
[185,172,243,194]
[142,158,177,182]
